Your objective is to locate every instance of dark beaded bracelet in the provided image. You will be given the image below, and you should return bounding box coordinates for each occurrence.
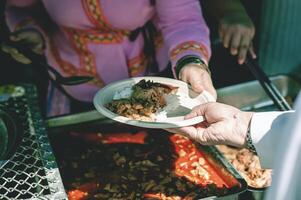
[245,124,257,154]
[175,56,211,79]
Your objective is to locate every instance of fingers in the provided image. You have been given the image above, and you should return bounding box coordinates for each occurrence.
[1,44,32,64]
[219,22,256,65]
[185,104,208,119]
[10,30,44,54]
[166,126,203,141]
[165,127,198,141]
[189,76,205,93]
[237,35,250,65]
[166,124,214,145]
[179,64,217,99]
[248,45,257,59]
[230,32,241,56]
[187,69,217,98]
[190,77,217,99]
[222,29,232,48]
[205,84,217,100]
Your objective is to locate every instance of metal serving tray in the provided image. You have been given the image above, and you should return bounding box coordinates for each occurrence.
[198,144,248,199]
[217,75,300,111]
[48,123,247,199]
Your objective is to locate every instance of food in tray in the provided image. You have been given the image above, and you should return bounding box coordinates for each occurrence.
[106,80,178,121]
[53,130,243,200]
[216,145,272,188]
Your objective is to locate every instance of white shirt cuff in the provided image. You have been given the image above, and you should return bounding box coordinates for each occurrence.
[250,111,292,168]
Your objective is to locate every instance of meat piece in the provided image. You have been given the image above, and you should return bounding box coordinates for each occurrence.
[106,80,178,121]
[216,145,272,188]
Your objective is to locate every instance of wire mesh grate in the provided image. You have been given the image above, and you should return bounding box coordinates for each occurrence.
[0,84,66,199]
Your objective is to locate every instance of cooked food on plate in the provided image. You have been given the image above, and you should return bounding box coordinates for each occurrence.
[106,80,178,121]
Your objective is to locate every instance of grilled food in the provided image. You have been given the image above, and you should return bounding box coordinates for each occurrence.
[216,145,272,188]
[106,80,178,121]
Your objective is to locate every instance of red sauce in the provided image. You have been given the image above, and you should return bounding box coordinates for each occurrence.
[68,190,87,200]
[67,181,100,200]
[170,134,237,188]
[69,131,147,144]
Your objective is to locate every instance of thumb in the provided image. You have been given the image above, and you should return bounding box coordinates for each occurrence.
[185,104,209,120]
[190,79,205,93]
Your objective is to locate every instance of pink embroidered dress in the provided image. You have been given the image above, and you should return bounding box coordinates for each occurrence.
[6,0,211,116]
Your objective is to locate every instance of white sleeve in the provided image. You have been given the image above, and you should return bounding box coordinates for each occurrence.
[265,94,301,200]
[250,110,295,168]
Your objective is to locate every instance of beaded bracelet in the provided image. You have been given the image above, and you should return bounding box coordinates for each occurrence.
[245,125,257,154]
[175,55,211,79]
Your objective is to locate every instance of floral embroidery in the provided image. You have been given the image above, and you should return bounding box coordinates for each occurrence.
[170,41,209,63]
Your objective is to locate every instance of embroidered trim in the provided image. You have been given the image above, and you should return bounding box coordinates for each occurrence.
[154,32,164,50]
[50,0,152,87]
[81,0,129,41]
[170,41,209,63]
[67,27,124,44]
[127,54,148,76]
[82,0,111,30]
[49,37,104,87]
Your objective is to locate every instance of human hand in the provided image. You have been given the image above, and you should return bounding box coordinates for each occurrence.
[167,102,253,148]
[1,29,44,64]
[219,11,256,65]
[179,63,217,99]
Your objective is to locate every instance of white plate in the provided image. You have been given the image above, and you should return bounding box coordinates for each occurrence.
[93,77,215,129]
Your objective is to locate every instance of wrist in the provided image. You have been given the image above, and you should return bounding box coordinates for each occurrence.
[233,111,253,148]
[175,56,210,79]
[242,112,256,152]
[217,0,247,19]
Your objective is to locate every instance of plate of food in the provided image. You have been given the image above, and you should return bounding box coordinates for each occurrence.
[93,77,215,129]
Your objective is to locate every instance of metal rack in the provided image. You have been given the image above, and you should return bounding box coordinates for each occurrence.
[0,84,66,199]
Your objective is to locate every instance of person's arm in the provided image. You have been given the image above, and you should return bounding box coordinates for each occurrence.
[156,0,211,68]
[206,0,255,64]
[155,0,216,98]
[166,102,295,169]
[206,0,246,20]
